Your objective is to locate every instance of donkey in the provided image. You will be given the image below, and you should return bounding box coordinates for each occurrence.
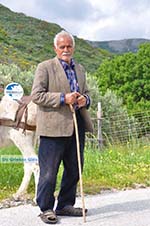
[0,95,39,201]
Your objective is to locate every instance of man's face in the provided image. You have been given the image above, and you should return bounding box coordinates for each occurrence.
[54,36,74,64]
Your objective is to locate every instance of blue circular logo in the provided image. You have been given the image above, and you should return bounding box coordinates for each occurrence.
[4,82,24,100]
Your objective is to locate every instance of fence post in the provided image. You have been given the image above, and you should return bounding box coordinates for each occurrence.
[97,102,103,148]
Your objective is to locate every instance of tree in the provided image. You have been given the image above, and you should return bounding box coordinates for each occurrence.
[94,43,150,112]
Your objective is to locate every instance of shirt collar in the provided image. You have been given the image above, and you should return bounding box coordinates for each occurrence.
[59,58,75,70]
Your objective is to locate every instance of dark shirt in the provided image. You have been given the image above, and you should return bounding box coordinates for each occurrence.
[60,59,80,92]
[59,59,90,109]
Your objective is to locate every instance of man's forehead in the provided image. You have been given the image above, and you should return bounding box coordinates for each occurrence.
[58,36,72,42]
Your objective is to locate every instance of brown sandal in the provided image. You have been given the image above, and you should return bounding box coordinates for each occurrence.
[55,205,88,217]
[39,210,58,224]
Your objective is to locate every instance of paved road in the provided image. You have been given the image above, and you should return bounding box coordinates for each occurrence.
[0,188,150,226]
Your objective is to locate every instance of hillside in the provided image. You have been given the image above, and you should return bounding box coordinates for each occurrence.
[87,38,150,54]
[0,4,110,73]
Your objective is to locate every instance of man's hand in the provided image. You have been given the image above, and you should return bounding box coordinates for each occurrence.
[76,95,86,108]
[65,92,87,108]
[65,92,80,105]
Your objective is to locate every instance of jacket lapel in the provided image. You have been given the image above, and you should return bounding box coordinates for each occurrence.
[74,64,83,93]
[53,57,84,94]
[53,57,71,93]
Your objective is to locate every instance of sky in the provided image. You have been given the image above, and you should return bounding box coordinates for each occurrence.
[0,0,150,41]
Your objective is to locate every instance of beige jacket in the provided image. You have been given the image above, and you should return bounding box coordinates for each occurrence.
[31,57,93,137]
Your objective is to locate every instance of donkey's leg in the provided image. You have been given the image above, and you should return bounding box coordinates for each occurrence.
[9,129,39,200]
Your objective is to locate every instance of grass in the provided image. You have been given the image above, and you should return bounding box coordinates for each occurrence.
[83,144,150,193]
[0,143,150,201]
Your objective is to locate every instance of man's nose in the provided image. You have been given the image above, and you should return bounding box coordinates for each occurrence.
[64,46,69,51]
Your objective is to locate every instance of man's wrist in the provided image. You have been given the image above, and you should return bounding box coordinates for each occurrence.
[60,93,65,105]
[83,94,90,109]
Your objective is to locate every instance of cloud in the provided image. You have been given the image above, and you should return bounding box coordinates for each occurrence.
[37,0,92,20]
[77,0,150,40]
[0,0,150,41]
[0,0,38,17]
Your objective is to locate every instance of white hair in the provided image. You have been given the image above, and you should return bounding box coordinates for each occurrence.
[54,30,75,48]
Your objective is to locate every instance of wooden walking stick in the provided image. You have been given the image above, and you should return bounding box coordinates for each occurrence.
[69,104,86,223]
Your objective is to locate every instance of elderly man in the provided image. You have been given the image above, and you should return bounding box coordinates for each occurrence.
[31,30,93,224]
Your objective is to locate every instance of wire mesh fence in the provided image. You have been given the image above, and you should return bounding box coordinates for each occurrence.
[86,110,150,147]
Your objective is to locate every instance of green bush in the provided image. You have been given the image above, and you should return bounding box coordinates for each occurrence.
[94,43,150,112]
[0,63,35,97]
